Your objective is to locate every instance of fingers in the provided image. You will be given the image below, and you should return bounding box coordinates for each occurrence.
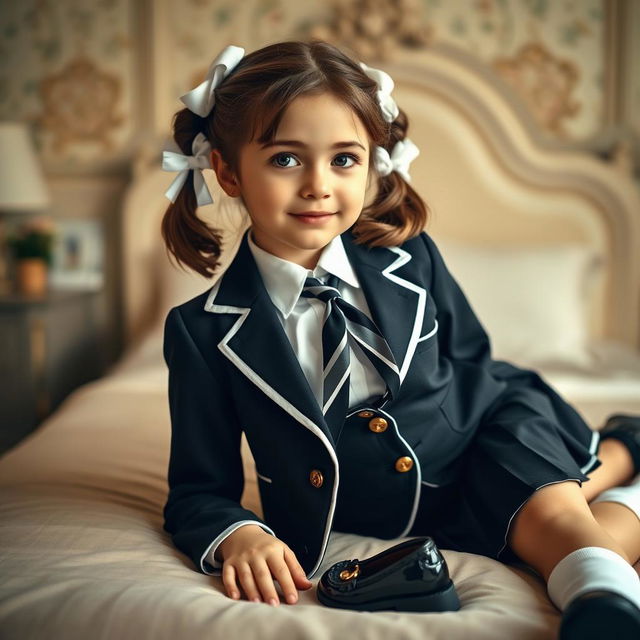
[222,557,283,605]
[283,546,313,590]
[221,541,312,605]
[251,556,282,605]
[270,550,300,604]
[236,559,274,603]
[221,562,241,600]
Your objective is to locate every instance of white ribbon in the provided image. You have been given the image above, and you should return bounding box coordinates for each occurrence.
[180,45,245,117]
[162,133,214,206]
[374,138,420,182]
[359,61,420,181]
[359,61,399,123]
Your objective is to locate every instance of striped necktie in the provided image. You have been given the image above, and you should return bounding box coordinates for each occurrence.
[301,274,400,442]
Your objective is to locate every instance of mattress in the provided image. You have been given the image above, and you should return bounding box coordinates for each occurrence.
[0,333,639,640]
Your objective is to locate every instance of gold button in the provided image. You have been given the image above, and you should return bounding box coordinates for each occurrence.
[309,469,324,488]
[368,417,388,433]
[395,456,414,472]
[358,410,374,418]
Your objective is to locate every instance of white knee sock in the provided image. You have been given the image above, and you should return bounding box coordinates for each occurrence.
[590,472,640,522]
[547,546,640,611]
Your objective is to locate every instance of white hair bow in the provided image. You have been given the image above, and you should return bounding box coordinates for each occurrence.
[162,133,213,206]
[359,61,399,123]
[180,45,245,117]
[161,45,243,205]
[360,61,420,181]
[374,138,420,182]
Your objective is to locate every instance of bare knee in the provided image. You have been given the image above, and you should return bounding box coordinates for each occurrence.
[506,481,602,577]
[506,480,632,579]
[512,481,592,530]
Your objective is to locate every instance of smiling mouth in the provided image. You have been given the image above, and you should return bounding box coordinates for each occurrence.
[289,211,337,224]
[290,211,336,216]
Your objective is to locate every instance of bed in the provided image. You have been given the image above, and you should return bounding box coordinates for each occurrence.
[1,43,640,640]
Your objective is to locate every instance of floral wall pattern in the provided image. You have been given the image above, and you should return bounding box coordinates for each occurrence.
[0,0,135,171]
[422,0,605,140]
[0,0,636,170]
[0,0,636,368]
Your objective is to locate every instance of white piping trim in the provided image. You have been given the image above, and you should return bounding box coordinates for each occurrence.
[497,478,582,560]
[378,406,422,536]
[200,519,276,575]
[256,472,272,483]
[421,479,440,488]
[580,429,601,474]
[382,247,427,383]
[493,429,601,559]
[347,405,423,536]
[417,319,439,343]
[204,286,339,579]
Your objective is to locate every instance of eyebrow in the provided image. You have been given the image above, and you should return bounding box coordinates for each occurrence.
[260,139,367,151]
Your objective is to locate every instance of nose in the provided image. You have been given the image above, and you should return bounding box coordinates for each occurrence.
[300,162,331,200]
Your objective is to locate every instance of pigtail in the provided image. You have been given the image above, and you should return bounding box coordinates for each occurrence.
[354,107,429,247]
[161,108,224,278]
[160,40,432,269]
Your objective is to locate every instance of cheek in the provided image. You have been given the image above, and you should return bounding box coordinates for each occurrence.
[345,173,369,204]
[258,179,290,210]
[240,168,283,208]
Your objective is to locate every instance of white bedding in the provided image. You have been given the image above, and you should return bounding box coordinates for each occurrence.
[2,35,639,639]
[1,326,639,640]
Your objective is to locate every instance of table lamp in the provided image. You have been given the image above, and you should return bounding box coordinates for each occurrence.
[0,122,51,294]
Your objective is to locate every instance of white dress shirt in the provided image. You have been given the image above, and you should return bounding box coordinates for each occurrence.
[247,229,387,408]
[204,229,387,571]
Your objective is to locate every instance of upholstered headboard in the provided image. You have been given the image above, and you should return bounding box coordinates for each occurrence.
[121,43,640,359]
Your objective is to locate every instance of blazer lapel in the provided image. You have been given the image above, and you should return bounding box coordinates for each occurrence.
[204,231,334,446]
[342,229,426,384]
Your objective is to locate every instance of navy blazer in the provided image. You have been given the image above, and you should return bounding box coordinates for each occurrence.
[162,227,595,578]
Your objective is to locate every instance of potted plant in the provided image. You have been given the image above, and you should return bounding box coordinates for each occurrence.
[6,217,56,295]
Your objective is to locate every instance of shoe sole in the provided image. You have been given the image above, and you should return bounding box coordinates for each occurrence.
[316,580,461,612]
[560,594,640,640]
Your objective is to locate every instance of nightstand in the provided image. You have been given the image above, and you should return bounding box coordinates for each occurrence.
[0,289,106,454]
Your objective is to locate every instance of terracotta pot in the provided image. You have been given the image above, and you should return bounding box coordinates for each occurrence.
[17,258,48,296]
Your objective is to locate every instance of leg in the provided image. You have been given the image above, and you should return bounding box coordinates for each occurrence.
[590,501,640,564]
[507,480,640,639]
[507,480,633,580]
[581,438,634,503]
[584,438,640,561]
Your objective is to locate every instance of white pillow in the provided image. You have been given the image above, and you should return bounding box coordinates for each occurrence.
[433,239,604,368]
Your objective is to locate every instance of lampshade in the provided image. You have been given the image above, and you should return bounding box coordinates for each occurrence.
[0,122,50,213]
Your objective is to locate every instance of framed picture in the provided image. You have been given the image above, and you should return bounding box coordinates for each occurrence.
[49,218,105,291]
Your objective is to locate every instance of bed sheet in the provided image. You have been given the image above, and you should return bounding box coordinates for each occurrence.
[1,334,639,640]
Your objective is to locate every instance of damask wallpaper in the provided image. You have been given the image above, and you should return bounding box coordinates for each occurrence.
[0,0,637,373]
[0,0,635,173]
[0,0,136,171]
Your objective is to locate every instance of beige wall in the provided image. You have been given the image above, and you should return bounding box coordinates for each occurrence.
[0,0,638,363]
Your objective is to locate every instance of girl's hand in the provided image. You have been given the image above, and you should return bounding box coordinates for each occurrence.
[216,524,313,605]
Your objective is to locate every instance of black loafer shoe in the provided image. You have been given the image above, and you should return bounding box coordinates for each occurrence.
[316,536,461,612]
[559,590,640,640]
[600,413,640,474]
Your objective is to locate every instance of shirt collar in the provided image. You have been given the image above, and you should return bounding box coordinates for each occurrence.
[247,229,360,318]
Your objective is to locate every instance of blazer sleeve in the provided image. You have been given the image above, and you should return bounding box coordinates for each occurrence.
[163,306,275,576]
[420,231,594,444]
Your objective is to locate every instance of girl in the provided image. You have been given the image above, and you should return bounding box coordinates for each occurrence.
[161,40,640,637]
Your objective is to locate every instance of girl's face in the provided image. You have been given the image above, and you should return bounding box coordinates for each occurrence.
[212,92,372,269]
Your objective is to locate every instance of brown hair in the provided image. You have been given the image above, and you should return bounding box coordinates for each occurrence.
[161,39,429,278]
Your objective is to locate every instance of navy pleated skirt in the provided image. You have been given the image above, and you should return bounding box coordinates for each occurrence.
[408,386,602,564]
